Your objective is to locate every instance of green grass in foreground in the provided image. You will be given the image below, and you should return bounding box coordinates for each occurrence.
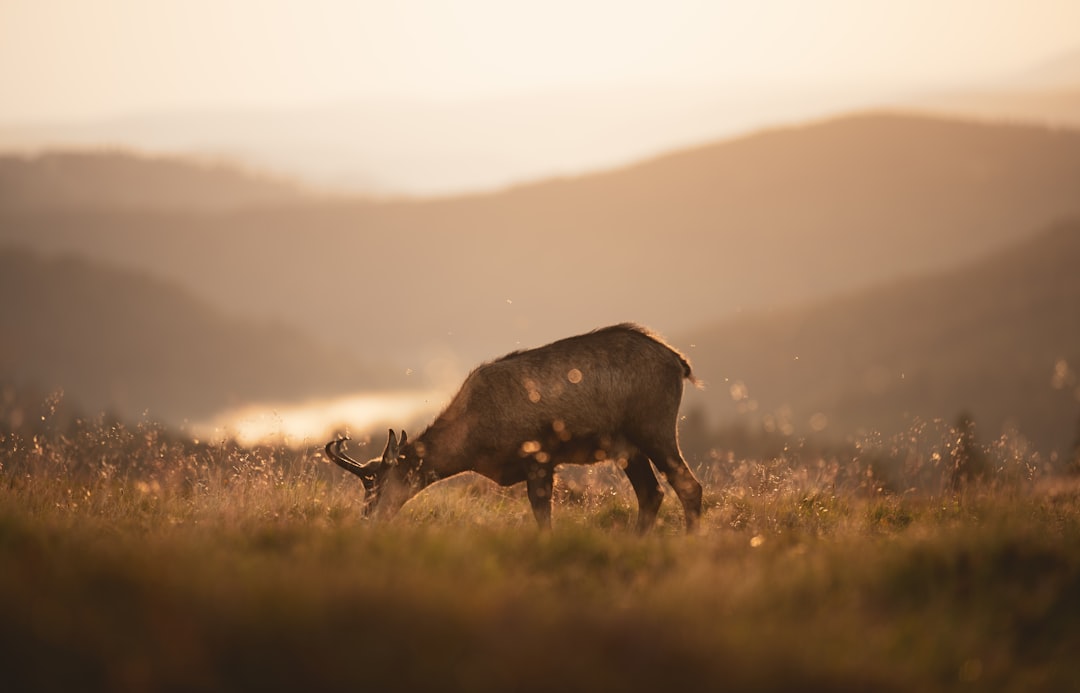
[2,417,1080,692]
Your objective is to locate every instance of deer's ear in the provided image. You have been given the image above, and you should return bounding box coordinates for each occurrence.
[399,430,408,447]
[381,429,399,463]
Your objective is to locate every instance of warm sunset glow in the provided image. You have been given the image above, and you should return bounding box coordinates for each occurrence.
[3,4,1080,689]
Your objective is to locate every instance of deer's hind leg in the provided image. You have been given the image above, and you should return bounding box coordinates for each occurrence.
[638,438,702,533]
[621,452,664,533]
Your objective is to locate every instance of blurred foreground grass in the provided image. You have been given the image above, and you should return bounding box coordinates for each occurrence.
[2,414,1080,692]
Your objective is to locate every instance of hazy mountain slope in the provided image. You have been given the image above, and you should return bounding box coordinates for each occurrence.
[3,113,1080,371]
[908,88,1080,129]
[0,248,399,424]
[0,151,309,212]
[678,220,1080,455]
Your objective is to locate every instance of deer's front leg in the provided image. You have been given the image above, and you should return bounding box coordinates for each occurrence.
[525,461,553,531]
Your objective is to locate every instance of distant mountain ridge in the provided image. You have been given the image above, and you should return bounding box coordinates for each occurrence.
[0,87,896,197]
[907,88,1080,130]
[4,45,1079,198]
[0,151,310,212]
[679,219,1080,455]
[3,112,1080,372]
[0,248,399,424]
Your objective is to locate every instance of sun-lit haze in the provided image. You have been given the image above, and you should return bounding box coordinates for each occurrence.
[3,1,1080,194]
[190,390,444,448]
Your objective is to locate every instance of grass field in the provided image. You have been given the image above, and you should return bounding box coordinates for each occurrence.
[2,411,1080,692]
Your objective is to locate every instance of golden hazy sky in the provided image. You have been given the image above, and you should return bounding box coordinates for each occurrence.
[2,0,1078,122]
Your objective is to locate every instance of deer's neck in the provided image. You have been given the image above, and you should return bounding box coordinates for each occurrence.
[415,417,474,481]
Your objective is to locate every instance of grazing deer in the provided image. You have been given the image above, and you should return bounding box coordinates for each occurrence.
[325,324,702,532]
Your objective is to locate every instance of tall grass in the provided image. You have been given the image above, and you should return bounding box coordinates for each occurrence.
[2,403,1080,692]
